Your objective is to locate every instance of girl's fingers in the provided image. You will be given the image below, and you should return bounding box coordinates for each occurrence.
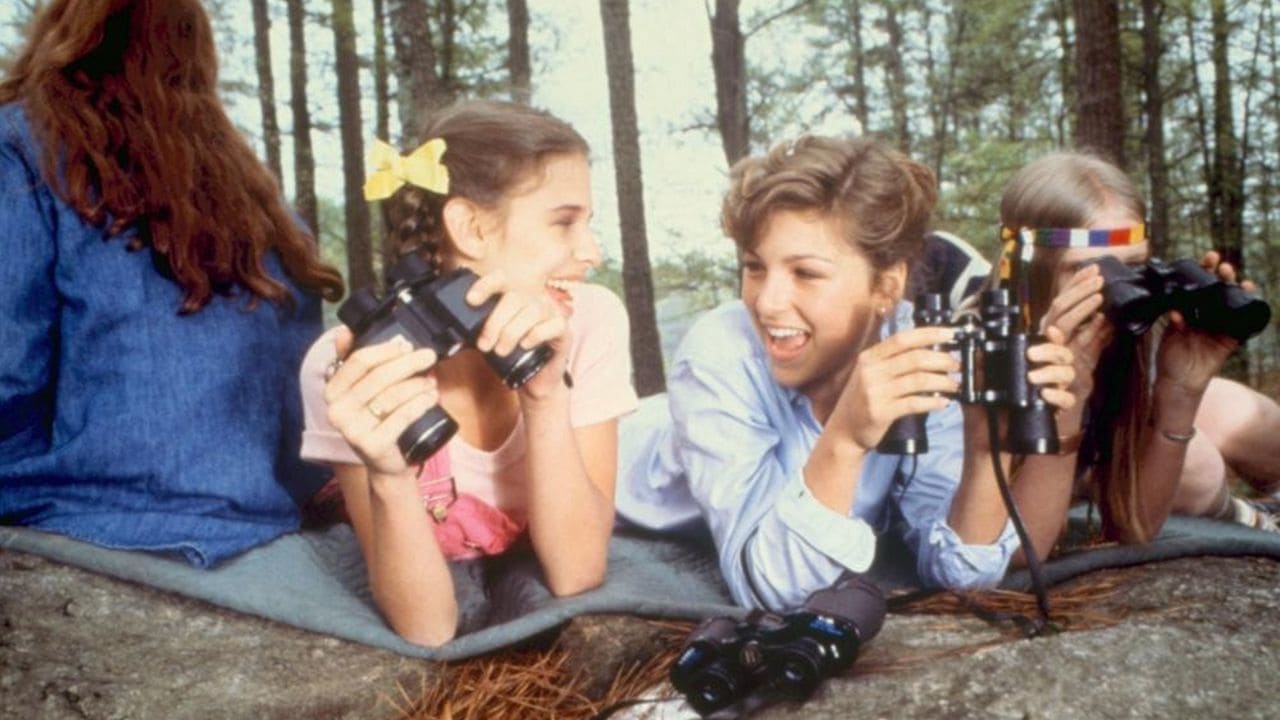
[1038,387,1076,411]
[366,372,439,424]
[1026,341,1074,367]
[475,293,525,352]
[324,335,414,400]
[464,269,509,308]
[1027,363,1075,389]
[328,344,438,410]
[863,326,959,361]
[1047,289,1105,336]
[889,370,960,397]
[490,299,555,357]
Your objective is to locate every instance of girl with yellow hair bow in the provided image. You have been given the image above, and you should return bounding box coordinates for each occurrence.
[297,100,639,646]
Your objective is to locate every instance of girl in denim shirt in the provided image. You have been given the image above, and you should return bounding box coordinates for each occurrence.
[618,136,1078,610]
[298,100,638,646]
[0,0,342,565]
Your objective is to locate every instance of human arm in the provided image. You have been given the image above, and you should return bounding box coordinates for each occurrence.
[465,278,629,596]
[317,329,459,646]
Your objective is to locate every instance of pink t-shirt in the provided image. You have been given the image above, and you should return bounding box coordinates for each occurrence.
[298,282,639,521]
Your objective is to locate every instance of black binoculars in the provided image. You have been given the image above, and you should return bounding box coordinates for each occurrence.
[337,254,552,464]
[670,574,886,717]
[1086,255,1271,343]
[877,288,1059,456]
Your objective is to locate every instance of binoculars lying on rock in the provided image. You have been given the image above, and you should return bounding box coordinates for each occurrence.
[670,574,886,717]
[877,288,1059,456]
[1085,256,1271,343]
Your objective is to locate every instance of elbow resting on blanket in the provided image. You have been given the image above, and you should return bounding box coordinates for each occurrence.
[381,600,459,648]
[544,560,607,597]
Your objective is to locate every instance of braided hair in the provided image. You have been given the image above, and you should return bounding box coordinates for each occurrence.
[381,99,589,279]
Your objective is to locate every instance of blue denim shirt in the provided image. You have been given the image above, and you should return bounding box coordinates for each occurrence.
[0,103,327,567]
[617,300,1017,610]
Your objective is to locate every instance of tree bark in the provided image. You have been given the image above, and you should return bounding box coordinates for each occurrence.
[250,0,282,183]
[1072,0,1125,167]
[372,0,391,141]
[286,0,319,235]
[1141,0,1169,257]
[599,0,665,396]
[881,4,911,153]
[389,0,442,142]
[332,0,374,290]
[1208,0,1243,270]
[845,0,868,133]
[710,0,749,166]
[506,0,531,103]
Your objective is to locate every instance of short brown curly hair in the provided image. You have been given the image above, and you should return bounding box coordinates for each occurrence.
[720,135,937,273]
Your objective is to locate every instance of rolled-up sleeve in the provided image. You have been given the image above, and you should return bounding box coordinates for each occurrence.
[671,357,877,611]
[897,401,1019,589]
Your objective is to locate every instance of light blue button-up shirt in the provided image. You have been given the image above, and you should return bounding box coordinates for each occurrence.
[617,300,1018,610]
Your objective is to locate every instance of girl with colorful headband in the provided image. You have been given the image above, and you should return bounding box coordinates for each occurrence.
[297,100,638,645]
[616,136,1078,611]
[991,151,1279,560]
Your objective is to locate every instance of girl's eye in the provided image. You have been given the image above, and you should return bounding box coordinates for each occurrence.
[794,268,823,280]
[741,260,764,274]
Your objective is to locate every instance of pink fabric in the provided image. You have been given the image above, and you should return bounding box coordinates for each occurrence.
[296,284,640,557]
[416,449,524,560]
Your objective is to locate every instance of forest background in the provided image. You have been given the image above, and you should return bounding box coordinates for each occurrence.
[2,0,1276,399]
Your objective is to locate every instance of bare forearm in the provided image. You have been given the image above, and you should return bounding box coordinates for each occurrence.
[1133,383,1205,538]
[521,397,614,595]
[947,409,1010,544]
[1008,454,1076,565]
[362,473,457,645]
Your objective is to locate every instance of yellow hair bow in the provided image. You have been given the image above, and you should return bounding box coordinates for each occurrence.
[363,138,450,201]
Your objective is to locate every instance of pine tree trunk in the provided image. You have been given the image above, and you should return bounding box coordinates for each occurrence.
[1141,0,1170,257]
[710,0,749,166]
[332,0,374,290]
[506,0,531,103]
[389,0,441,142]
[882,4,911,153]
[1209,0,1243,269]
[1073,0,1125,167]
[287,0,319,235]
[372,0,391,141]
[846,0,869,133]
[599,0,665,396]
[250,0,282,183]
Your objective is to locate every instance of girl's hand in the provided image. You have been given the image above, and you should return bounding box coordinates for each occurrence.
[1153,252,1247,398]
[1027,324,1077,412]
[833,325,961,451]
[464,269,571,403]
[1039,264,1110,430]
[1201,249,1258,293]
[323,327,440,476]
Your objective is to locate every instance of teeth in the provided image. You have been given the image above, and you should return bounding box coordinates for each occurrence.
[545,279,578,291]
[766,327,806,338]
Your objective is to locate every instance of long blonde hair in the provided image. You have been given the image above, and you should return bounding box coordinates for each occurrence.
[1000,151,1155,543]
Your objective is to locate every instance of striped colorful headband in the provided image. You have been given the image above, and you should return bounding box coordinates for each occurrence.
[1000,224,1146,248]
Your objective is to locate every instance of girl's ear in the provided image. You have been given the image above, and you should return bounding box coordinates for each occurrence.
[873,260,908,309]
[441,197,488,262]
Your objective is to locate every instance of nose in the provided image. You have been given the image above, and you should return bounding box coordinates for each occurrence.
[749,269,790,316]
[574,229,602,268]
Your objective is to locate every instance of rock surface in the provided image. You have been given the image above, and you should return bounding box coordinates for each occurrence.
[2,549,1277,719]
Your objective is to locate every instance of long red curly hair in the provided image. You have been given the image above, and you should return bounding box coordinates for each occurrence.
[0,0,343,312]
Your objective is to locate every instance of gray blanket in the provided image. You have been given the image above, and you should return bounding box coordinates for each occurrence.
[3,510,1279,661]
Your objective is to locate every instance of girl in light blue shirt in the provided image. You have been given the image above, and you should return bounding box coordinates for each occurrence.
[618,136,1078,610]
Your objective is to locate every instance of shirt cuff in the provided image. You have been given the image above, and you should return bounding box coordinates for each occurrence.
[775,478,877,573]
[300,428,361,466]
[924,517,1020,588]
